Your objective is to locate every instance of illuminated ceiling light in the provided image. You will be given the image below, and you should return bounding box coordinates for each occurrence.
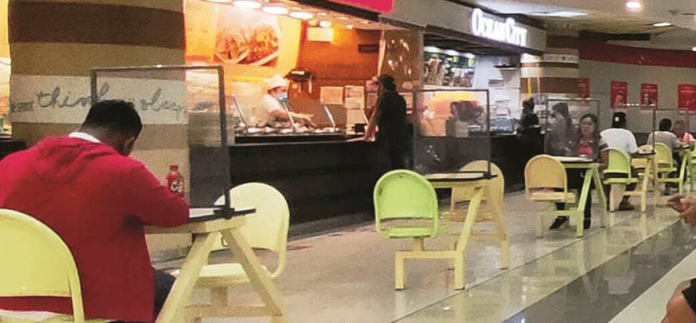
[317,12,327,16]
[308,19,319,26]
[206,0,232,3]
[652,22,672,27]
[319,20,333,28]
[337,16,350,20]
[289,11,314,20]
[232,0,261,9]
[692,47,696,52]
[346,24,354,29]
[626,1,642,11]
[262,5,289,15]
[361,20,371,24]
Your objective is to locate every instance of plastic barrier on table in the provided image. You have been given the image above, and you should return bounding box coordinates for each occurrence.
[413,89,492,178]
[90,65,232,209]
[543,98,601,158]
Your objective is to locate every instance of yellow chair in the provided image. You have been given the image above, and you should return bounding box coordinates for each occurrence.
[450,161,504,220]
[654,143,683,194]
[182,183,289,322]
[525,155,585,237]
[604,148,647,212]
[0,209,110,323]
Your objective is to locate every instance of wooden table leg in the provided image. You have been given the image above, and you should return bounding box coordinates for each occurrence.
[453,188,485,289]
[486,190,510,269]
[591,166,608,228]
[220,229,287,322]
[156,233,219,323]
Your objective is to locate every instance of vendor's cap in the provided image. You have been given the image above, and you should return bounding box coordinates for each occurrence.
[265,74,288,90]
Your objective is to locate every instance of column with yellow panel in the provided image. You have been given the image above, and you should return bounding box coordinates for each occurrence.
[8,0,191,260]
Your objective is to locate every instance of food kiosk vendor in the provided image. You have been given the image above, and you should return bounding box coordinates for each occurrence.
[260,75,315,128]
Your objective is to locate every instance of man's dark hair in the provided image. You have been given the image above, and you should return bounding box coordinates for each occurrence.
[522,98,534,111]
[82,100,143,138]
[378,74,397,91]
[659,118,672,132]
[612,112,627,129]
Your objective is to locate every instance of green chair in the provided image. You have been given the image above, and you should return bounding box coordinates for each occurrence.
[654,143,683,194]
[375,170,464,289]
[604,148,647,212]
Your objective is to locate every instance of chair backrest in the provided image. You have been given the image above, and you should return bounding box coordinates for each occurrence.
[0,209,85,322]
[453,161,504,210]
[373,170,439,225]
[654,142,673,166]
[215,183,290,278]
[525,155,567,196]
[604,148,632,179]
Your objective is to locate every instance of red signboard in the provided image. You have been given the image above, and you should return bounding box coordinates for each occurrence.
[640,83,659,106]
[578,78,590,99]
[611,81,628,109]
[678,84,696,111]
[327,0,394,12]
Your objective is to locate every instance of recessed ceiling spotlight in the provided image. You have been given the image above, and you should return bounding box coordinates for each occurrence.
[626,0,642,11]
[317,12,327,16]
[361,20,371,24]
[346,24,354,30]
[319,21,333,28]
[652,22,672,27]
[337,16,349,20]
[692,47,696,52]
[232,0,261,9]
[262,5,289,15]
[289,11,314,20]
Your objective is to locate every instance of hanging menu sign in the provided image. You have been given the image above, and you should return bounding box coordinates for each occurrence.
[678,84,696,111]
[578,78,590,99]
[611,81,628,109]
[640,83,658,107]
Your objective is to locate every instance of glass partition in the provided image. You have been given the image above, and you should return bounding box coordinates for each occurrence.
[622,104,656,153]
[90,65,232,209]
[543,98,601,158]
[413,89,491,177]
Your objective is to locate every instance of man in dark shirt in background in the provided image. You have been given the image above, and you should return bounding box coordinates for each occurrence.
[364,74,409,170]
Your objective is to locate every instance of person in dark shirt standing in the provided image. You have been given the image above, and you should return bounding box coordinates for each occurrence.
[364,74,409,170]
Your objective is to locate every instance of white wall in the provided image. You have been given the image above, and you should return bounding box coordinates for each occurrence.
[473,56,521,118]
[580,59,696,133]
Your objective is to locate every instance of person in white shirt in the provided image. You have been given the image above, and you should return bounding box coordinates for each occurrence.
[600,112,638,210]
[259,75,315,128]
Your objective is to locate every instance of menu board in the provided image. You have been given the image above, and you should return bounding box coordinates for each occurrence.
[678,84,696,111]
[640,83,658,106]
[320,87,344,105]
[611,81,627,109]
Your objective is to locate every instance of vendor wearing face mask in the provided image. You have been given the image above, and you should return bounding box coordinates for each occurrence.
[260,75,315,128]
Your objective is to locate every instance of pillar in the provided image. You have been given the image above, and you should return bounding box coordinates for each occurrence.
[8,0,189,259]
[520,28,580,102]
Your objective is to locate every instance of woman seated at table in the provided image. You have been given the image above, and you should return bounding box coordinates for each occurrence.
[551,113,607,230]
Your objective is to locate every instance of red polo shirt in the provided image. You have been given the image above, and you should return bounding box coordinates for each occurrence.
[0,137,189,322]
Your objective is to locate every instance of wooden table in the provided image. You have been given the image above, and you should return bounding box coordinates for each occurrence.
[425,172,510,281]
[553,157,608,228]
[147,208,286,323]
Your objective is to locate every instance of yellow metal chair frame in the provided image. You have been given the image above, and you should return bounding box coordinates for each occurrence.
[374,170,474,289]
[182,183,290,323]
[0,209,110,323]
[525,155,585,237]
[654,143,683,194]
[604,148,649,212]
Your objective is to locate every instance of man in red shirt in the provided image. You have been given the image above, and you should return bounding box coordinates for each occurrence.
[0,100,189,322]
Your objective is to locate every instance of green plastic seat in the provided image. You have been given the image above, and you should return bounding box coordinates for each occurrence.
[604,149,638,185]
[374,170,440,239]
[654,142,684,194]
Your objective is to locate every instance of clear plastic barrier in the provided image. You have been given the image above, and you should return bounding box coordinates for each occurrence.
[90,65,231,208]
[413,89,491,176]
[543,98,601,158]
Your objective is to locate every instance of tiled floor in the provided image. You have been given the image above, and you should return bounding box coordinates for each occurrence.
[155,192,690,323]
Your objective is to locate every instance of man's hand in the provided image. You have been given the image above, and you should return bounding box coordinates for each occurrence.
[669,196,696,226]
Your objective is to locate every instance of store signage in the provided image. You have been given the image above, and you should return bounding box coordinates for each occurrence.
[640,84,658,107]
[327,0,393,13]
[470,8,528,47]
[610,81,627,109]
[678,84,696,111]
[578,78,590,99]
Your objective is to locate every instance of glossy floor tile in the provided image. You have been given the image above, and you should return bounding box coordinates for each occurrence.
[153,193,684,323]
